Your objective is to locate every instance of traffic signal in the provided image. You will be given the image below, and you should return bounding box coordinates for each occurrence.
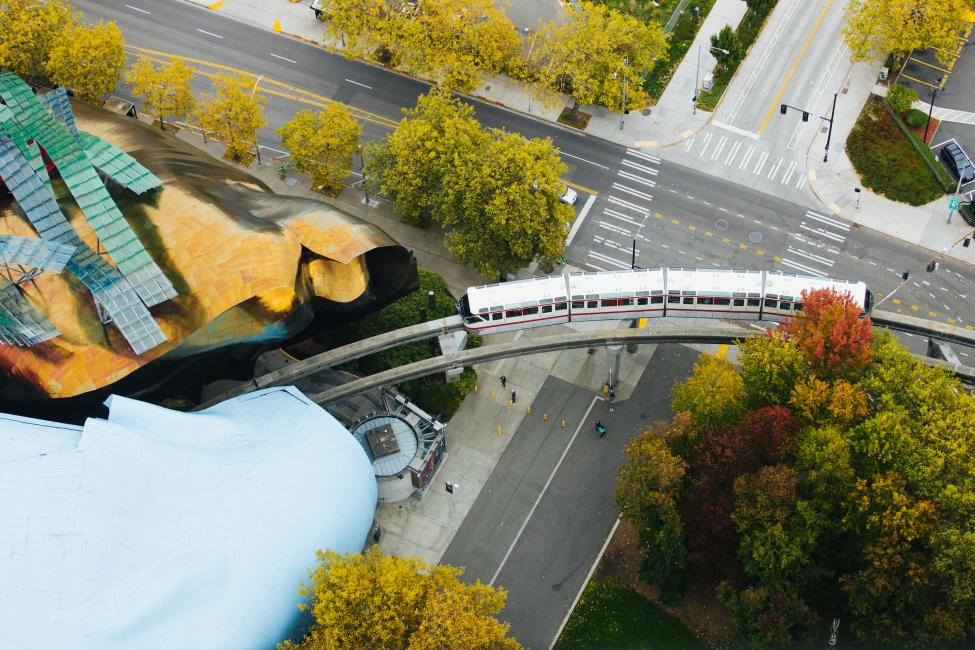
[965,238,971,248]
[901,271,910,281]
[802,111,810,122]
[780,104,787,115]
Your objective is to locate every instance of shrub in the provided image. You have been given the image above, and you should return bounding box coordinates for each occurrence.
[885,83,918,113]
[906,107,928,128]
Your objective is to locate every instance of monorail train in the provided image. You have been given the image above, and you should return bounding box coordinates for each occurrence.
[458,268,873,335]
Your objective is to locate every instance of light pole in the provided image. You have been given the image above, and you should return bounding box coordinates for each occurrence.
[923,77,943,145]
[250,75,264,165]
[612,57,629,131]
[694,46,730,114]
[779,92,837,163]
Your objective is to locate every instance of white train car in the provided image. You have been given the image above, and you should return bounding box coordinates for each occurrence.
[459,275,569,334]
[663,268,765,320]
[762,272,871,322]
[567,268,666,322]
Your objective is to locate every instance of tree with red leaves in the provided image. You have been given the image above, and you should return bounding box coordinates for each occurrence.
[782,287,872,379]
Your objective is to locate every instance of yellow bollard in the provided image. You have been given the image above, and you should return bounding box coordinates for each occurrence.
[508,400,513,409]
[491,391,496,401]
[497,426,503,437]
[527,406,532,415]
[474,384,479,394]
[544,412,549,422]
[561,419,566,429]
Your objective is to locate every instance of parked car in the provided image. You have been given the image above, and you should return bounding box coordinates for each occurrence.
[940,142,975,184]
[559,185,578,206]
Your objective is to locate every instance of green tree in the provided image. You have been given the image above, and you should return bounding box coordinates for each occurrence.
[710,25,744,68]
[281,546,521,650]
[718,582,816,648]
[0,0,78,82]
[196,73,266,163]
[45,21,125,103]
[278,105,362,194]
[738,332,807,407]
[125,57,197,129]
[843,0,970,66]
[615,424,688,602]
[672,354,745,428]
[886,82,919,113]
[529,2,667,113]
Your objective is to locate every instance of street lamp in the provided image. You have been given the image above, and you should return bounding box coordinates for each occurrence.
[779,93,837,163]
[923,77,944,145]
[250,75,264,165]
[693,46,730,114]
[612,57,629,131]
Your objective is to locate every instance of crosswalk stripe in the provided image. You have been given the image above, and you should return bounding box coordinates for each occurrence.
[620,159,658,175]
[588,249,631,269]
[781,160,797,185]
[787,246,834,267]
[617,170,656,188]
[611,182,653,202]
[781,258,828,277]
[699,132,713,156]
[685,138,695,151]
[725,140,742,165]
[607,196,651,215]
[739,146,756,170]
[711,135,728,161]
[795,174,807,189]
[805,210,850,231]
[625,148,661,163]
[604,208,646,228]
[799,222,846,243]
[597,220,634,237]
[753,151,769,175]
[767,157,782,179]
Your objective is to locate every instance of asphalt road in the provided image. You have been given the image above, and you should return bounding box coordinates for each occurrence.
[441,343,698,649]
[75,0,975,329]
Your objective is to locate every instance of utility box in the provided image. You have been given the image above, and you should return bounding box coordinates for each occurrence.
[879,67,889,81]
[703,74,714,91]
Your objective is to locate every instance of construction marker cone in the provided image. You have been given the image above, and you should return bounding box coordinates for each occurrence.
[497,426,502,437]
[561,419,566,429]
[527,406,532,415]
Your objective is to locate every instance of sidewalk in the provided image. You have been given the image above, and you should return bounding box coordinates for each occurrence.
[806,59,975,267]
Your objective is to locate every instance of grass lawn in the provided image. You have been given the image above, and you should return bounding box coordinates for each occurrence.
[554,580,711,650]
[846,98,946,206]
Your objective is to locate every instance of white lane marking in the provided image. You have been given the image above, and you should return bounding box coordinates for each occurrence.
[566,194,598,245]
[753,151,769,175]
[607,196,650,216]
[585,262,607,271]
[725,140,742,165]
[597,220,634,237]
[787,246,834,267]
[678,250,687,255]
[767,157,783,179]
[922,280,931,286]
[885,267,897,274]
[749,322,769,332]
[562,151,610,169]
[695,256,704,261]
[781,258,828,276]
[781,160,797,185]
[769,225,778,231]
[799,222,845,243]
[668,188,679,193]
[269,52,297,64]
[806,210,850,231]
[699,132,714,156]
[867,260,877,265]
[620,159,658,175]
[125,3,151,14]
[197,28,223,39]
[617,170,656,188]
[795,174,807,189]
[702,201,711,206]
[684,138,696,151]
[719,207,729,212]
[739,145,756,170]
[626,148,661,163]
[660,243,670,249]
[710,135,728,161]
[589,249,632,269]
[344,78,372,89]
[711,121,760,139]
[611,182,653,202]
[604,208,645,228]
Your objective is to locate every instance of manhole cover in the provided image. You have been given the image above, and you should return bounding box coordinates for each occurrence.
[749,231,763,243]
[715,218,729,231]
[641,108,652,116]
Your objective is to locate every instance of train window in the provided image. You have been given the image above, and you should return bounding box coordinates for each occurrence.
[715,298,731,306]
[636,291,650,297]
[651,296,663,304]
[555,303,567,311]
[556,296,567,303]
[524,306,539,316]
[651,290,664,296]
[733,299,745,307]
[506,309,522,318]
[747,299,760,307]
[601,299,618,308]
[684,291,696,296]
[779,302,791,310]
[764,298,777,308]
[667,296,680,304]
[572,301,584,309]
[637,297,648,305]
[491,312,502,321]
[794,303,803,311]
[733,292,746,298]
[541,305,552,314]
[622,298,634,306]
[587,301,598,309]
[699,297,713,305]
[682,297,693,305]
[478,308,489,314]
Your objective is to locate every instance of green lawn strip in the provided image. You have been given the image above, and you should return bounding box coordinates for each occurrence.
[886,107,955,189]
[554,580,711,650]
[696,2,777,111]
[846,99,945,206]
[645,0,718,100]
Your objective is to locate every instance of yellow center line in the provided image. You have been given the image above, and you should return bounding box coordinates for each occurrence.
[715,344,729,359]
[758,0,835,134]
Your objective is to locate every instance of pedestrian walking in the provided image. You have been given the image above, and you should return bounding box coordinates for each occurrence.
[500,375,507,388]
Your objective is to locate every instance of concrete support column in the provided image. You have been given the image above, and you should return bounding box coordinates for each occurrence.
[606,344,623,390]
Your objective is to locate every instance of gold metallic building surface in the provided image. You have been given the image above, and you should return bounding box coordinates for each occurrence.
[0,102,416,404]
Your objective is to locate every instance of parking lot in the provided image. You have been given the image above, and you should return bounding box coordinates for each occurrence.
[897,14,975,111]
[932,125,975,201]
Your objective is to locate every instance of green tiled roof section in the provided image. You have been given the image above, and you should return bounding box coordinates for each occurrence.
[0,134,74,243]
[0,278,60,346]
[78,131,162,195]
[0,74,156,276]
[39,87,78,139]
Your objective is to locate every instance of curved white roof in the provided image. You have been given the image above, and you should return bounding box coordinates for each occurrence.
[0,387,377,650]
[467,275,568,313]
[765,271,867,307]
[666,268,764,295]
[568,268,664,297]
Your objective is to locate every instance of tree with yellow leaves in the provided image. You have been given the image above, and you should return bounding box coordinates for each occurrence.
[125,58,197,130]
[45,21,125,103]
[196,73,266,164]
[277,105,362,194]
[279,546,521,650]
[843,0,970,65]
[529,2,667,113]
[0,0,78,82]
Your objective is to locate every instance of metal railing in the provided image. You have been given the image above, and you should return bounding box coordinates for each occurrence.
[664,0,693,34]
